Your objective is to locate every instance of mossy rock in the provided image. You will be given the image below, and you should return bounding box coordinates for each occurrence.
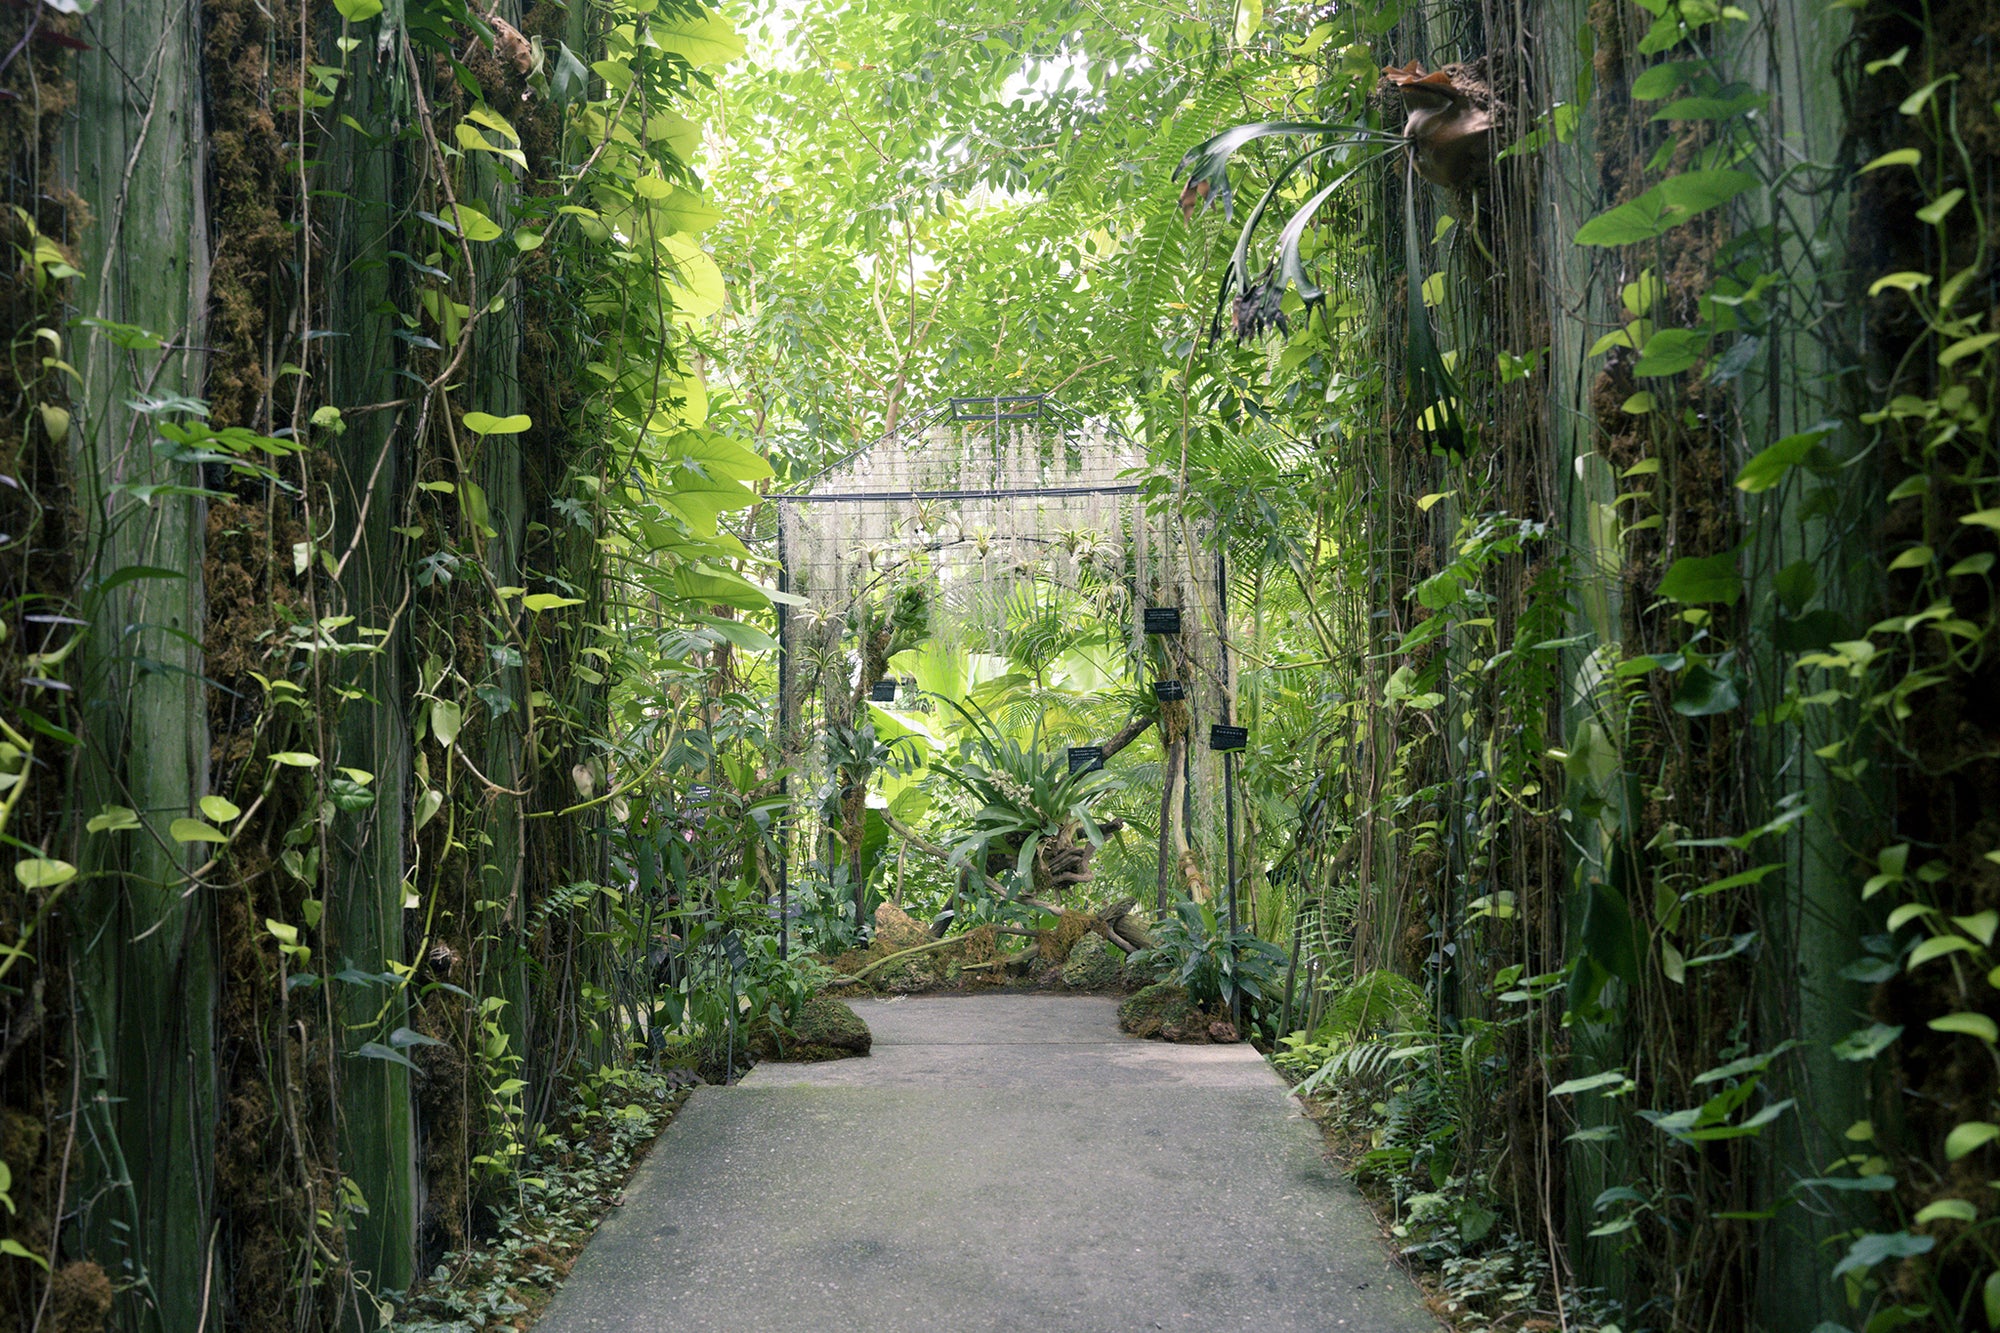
[878,953,942,993]
[748,995,873,1062]
[1061,933,1124,990]
[1118,981,1209,1042]
[1119,951,1161,992]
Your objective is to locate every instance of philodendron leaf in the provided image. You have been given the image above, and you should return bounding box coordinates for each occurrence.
[462,411,531,435]
[1672,663,1741,716]
[1656,551,1742,605]
[1575,169,1758,246]
[170,817,228,844]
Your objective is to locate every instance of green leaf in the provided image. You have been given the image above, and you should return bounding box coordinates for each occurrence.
[1899,75,1956,116]
[1831,1231,1932,1279]
[199,794,241,822]
[1734,422,1837,492]
[333,0,383,20]
[1939,333,1999,367]
[414,788,444,833]
[86,805,140,834]
[1914,1198,1978,1225]
[269,751,319,767]
[647,9,745,65]
[1672,663,1741,716]
[354,1040,420,1073]
[521,593,584,612]
[1574,170,1758,247]
[1632,327,1706,377]
[1869,270,1931,296]
[1657,551,1742,605]
[1631,61,1704,99]
[1651,91,1767,121]
[1928,1012,1999,1042]
[0,1239,48,1271]
[462,411,532,435]
[1909,934,1978,968]
[13,857,75,889]
[1946,1121,2000,1160]
[431,700,463,748]
[170,817,228,844]
[1859,148,1920,173]
[1916,189,1965,224]
[1550,1070,1629,1096]
[1832,1023,1901,1061]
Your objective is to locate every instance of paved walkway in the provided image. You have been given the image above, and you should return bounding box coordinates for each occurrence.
[535,995,1436,1332]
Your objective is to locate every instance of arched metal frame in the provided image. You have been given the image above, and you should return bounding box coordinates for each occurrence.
[769,394,1237,956]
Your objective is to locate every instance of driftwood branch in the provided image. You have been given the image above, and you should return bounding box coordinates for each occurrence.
[1095,711,1156,763]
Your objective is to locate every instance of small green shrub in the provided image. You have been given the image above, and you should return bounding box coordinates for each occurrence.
[1128,898,1287,1018]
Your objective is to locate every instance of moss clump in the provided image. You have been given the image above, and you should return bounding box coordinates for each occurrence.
[1061,933,1124,991]
[873,901,931,951]
[749,996,872,1063]
[1118,982,1210,1042]
[1120,976,1224,1040]
[45,1262,113,1333]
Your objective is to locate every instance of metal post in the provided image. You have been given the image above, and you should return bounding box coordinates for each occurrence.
[1217,537,1239,1027]
[776,509,792,959]
[1225,751,1238,932]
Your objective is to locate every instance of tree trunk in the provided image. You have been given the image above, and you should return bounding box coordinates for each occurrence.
[317,16,417,1316]
[469,33,536,1137]
[65,0,218,1326]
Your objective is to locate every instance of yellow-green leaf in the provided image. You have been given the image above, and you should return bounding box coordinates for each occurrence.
[1946,1120,2000,1160]
[13,858,75,889]
[1955,911,1999,946]
[1939,333,1999,367]
[1916,1199,1977,1224]
[199,795,242,823]
[269,751,320,767]
[86,805,140,834]
[647,9,744,65]
[1859,148,1920,173]
[462,411,531,436]
[1868,271,1931,297]
[170,817,228,844]
[1908,934,1977,968]
[1887,545,1933,570]
[522,593,584,612]
[447,203,503,243]
[1929,1012,2000,1043]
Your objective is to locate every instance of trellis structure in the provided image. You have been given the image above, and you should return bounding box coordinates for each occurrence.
[770,394,1242,951]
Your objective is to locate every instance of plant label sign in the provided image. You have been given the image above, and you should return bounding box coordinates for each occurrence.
[1143,607,1182,634]
[868,679,897,702]
[1067,745,1105,774]
[1152,680,1186,701]
[1209,724,1248,752]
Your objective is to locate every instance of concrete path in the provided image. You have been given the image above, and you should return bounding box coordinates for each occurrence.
[535,995,1436,1332]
